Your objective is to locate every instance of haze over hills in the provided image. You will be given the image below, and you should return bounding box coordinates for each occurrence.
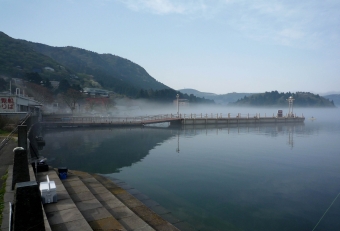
[323,94,340,106]
[179,88,254,104]
[0,31,338,107]
[179,88,339,107]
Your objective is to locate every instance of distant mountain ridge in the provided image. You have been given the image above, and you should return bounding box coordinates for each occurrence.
[0,31,169,96]
[179,88,254,104]
[323,94,340,106]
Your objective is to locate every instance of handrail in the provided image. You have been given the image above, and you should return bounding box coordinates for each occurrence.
[0,112,31,151]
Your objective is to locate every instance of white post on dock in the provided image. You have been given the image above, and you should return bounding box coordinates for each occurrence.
[176,94,179,116]
[287,96,295,117]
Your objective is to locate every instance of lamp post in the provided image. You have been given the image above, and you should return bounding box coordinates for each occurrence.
[176,94,179,117]
[287,96,294,117]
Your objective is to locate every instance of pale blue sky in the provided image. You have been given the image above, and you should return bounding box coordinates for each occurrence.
[1,0,339,94]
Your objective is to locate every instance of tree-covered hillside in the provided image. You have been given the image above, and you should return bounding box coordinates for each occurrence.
[23,42,170,92]
[0,32,169,97]
[0,32,72,80]
[233,91,335,107]
[137,88,213,104]
[0,32,213,105]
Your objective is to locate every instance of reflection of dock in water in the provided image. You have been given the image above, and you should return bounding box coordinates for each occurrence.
[178,123,304,150]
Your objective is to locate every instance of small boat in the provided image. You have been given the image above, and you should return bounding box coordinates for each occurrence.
[309,116,316,121]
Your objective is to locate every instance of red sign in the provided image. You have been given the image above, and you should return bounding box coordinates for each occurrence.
[1,97,15,111]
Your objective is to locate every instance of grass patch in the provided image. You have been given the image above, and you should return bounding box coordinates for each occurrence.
[0,129,9,135]
[0,171,8,227]
[0,129,17,138]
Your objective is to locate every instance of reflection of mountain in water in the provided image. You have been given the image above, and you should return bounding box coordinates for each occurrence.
[41,127,176,173]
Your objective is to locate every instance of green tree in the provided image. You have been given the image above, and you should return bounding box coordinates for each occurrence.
[58,79,71,93]
[25,72,42,84]
[0,78,7,91]
[62,88,82,114]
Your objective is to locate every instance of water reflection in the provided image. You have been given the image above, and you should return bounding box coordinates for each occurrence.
[41,123,309,174]
[41,127,176,173]
[181,123,303,149]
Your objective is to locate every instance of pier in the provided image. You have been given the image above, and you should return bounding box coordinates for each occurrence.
[40,112,305,128]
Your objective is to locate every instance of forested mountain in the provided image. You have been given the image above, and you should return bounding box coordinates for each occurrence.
[23,42,170,91]
[0,32,168,97]
[0,32,71,80]
[136,88,213,104]
[233,91,335,107]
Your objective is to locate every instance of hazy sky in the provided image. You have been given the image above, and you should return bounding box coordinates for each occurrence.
[1,0,339,94]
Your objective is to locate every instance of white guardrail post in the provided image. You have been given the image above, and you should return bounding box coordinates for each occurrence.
[9,202,12,231]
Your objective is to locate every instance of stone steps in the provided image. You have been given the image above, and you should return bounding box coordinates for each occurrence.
[23,167,186,231]
[72,170,155,231]
[91,174,182,231]
[63,171,126,231]
[37,168,93,231]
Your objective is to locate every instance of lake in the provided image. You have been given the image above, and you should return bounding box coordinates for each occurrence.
[40,107,340,231]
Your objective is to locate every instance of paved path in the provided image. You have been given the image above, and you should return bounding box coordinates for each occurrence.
[0,138,16,189]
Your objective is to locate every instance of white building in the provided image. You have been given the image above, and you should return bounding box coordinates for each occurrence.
[44,67,55,72]
[0,92,42,116]
[83,88,111,97]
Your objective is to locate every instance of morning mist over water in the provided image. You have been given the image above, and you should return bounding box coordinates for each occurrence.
[40,107,340,231]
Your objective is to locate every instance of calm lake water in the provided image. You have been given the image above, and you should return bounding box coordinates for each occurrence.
[40,107,340,231]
